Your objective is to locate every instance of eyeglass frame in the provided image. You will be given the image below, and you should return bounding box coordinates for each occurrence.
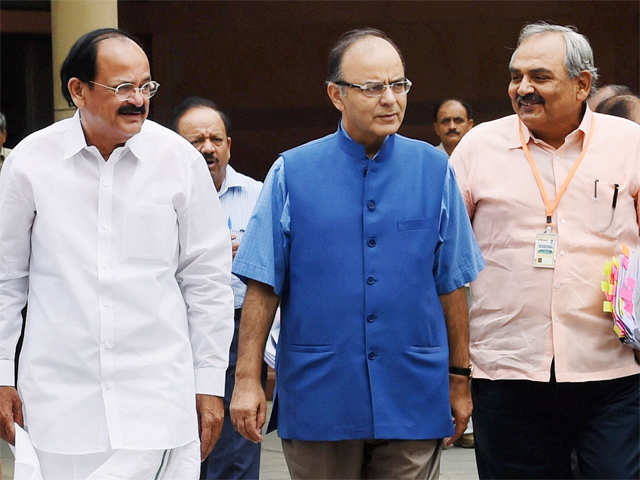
[89,80,161,100]
[330,78,412,97]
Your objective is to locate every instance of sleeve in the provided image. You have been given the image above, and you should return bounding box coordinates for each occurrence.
[176,152,234,396]
[0,155,35,386]
[233,157,290,296]
[450,143,476,219]
[433,164,485,295]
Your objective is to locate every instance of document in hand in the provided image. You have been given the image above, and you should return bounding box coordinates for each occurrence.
[602,246,640,350]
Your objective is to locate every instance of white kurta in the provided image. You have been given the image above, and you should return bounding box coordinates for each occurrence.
[0,112,234,454]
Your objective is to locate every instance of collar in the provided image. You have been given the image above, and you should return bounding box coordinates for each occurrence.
[337,122,394,160]
[218,165,246,196]
[508,105,593,150]
[63,109,145,161]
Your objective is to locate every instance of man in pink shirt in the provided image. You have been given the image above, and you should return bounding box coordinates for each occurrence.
[452,22,640,479]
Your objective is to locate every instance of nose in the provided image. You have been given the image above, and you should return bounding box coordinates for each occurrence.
[129,89,145,107]
[447,119,456,129]
[200,138,215,154]
[517,76,534,96]
[379,84,396,104]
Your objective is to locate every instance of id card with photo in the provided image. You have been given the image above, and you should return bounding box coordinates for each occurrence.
[533,232,558,268]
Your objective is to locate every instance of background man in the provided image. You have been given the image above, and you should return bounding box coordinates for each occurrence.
[587,83,632,110]
[433,98,474,156]
[173,97,264,480]
[0,28,234,479]
[230,28,484,479]
[596,93,640,124]
[0,112,11,171]
[452,22,640,479]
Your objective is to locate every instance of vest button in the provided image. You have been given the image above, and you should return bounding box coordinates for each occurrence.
[367,238,376,247]
[367,314,377,323]
[367,276,375,285]
[368,352,376,360]
[367,200,376,211]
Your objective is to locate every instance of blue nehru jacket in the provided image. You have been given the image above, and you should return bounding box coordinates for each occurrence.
[233,125,484,441]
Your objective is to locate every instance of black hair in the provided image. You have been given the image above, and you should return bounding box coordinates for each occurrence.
[60,28,144,107]
[433,98,474,123]
[327,28,405,83]
[171,96,232,137]
[595,94,640,120]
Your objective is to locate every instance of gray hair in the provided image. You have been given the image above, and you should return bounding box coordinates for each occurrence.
[509,22,599,96]
[0,112,6,134]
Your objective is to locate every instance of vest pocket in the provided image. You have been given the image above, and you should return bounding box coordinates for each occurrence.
[397,218,430,231]
[408,345,442,354]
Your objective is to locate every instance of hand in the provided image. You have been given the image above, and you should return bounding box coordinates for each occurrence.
[445,375,472,447]
[0,386,23,445]
[231,234,240,259]
[230,378,266,443]
[196,394,224,460]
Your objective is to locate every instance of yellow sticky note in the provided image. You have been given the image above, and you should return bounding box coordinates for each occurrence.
[601,281,609,292]
[603,301,613,312]
[622,245,630,257]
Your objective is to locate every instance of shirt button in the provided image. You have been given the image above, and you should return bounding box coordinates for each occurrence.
[367,314,377,323]
[367,200,376,211]
[100,225,109,232]
[367,238,376,247]
[104,382,112,390]
[561,218,566,224]
[368,352,376,360]
[367,276,376,285]
[559,250,566,256]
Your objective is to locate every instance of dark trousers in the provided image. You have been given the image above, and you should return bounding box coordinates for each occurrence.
[472,373,640,479]
[201,308,267,480]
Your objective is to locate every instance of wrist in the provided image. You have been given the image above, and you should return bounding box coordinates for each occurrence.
[449,364,473,378]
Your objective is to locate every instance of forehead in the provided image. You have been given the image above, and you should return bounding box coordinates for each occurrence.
[340,36,404,81]
[95,36,150,80]
[178,107,226,135]
[437,101,467,120]
[511,32,566,73]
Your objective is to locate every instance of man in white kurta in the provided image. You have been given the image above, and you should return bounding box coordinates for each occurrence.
[0,28,234,480]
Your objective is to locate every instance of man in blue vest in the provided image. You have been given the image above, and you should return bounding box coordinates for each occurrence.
[230,28,484,478]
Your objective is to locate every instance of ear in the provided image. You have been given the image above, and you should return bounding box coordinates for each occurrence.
[468,119,475,128]
[327,83,346,113]
[576,71,592,102]
[67,78,86,108]
[226,136,232,154]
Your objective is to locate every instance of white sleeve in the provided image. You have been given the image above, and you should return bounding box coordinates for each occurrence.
[176,154,234,396]
[0,155,34,386]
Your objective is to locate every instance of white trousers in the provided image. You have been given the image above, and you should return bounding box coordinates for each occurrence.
[13,423,200,480]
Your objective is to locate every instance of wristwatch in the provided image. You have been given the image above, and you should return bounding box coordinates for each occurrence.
[449,364,473,378]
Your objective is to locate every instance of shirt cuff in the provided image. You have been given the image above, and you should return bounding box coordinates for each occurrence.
[194,366,226,397]
[0,360,15,387]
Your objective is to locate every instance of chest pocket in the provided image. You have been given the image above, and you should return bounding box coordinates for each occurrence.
[124,205,177,263]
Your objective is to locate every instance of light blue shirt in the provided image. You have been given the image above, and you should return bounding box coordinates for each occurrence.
[219,165,262,308]
[234,154,483,296]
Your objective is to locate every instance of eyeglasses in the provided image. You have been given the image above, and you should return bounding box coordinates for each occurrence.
[333,79,412,97]
[89,80,160,100]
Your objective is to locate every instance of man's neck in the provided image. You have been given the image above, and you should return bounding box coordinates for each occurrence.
[531,104,586,150]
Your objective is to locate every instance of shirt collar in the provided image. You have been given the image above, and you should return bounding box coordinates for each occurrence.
[63,109,145,161]
[337,121,393,160]
[218,165,245,197]
[508,105,593,150]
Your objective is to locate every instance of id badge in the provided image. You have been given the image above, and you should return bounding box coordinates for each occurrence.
[533,232,558,268]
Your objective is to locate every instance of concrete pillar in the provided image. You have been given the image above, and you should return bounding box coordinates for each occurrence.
[51,0,118,121]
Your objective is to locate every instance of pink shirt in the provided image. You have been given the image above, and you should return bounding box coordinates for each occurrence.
[452,107,640,382]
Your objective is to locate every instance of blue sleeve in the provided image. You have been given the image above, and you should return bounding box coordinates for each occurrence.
[433,164,485,294]
[232,157,290,296]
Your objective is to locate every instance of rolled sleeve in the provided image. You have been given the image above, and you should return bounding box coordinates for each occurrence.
[233,157,290,296]
[176,154,234,396]
[434,164,485,294]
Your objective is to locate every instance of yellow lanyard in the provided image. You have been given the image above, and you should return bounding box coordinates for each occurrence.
[518,115,595,229]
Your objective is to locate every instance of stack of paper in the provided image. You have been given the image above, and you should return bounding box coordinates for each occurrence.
[602,246,640,350]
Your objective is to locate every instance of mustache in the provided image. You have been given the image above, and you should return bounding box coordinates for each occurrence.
[202,152,218,164]
[118,104,146,115]
[446,129,460,135]
[517,93,545,106]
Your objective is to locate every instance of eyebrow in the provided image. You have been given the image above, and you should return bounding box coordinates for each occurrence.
[509,67,553,75]
[111,75,153,85]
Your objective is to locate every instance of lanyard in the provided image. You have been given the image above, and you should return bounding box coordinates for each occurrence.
[518,115,595,229]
